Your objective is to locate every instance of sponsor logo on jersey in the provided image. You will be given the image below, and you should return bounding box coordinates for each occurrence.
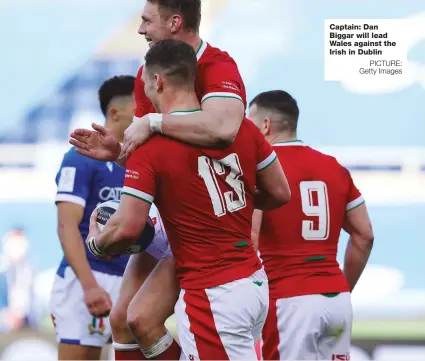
[99,187,122,201]
[332,353,350,360]
[88,317,105,335]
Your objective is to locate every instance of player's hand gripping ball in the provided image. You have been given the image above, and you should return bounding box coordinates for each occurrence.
[95,200,155,254]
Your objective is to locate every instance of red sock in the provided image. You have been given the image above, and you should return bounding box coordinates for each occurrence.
[153,339,181,360]
[115,349,147,360]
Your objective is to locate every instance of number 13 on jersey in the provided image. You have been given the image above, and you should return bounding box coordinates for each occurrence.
[300,181,330,241]
[198,153,247,217]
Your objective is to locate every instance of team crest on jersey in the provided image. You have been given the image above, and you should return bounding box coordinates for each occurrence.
[88,317,105,335]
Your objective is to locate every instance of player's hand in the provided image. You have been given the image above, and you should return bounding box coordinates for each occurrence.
[83,285,113,317]
[87,211,118,260]
[69,123,122,161]
[122,115,153,158]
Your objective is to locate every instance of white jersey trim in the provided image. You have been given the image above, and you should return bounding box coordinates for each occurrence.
[196,39,207,61]
[201,92,243,104]
[346,195,365,211]
[257,151,277,171]
[55,194,86,207]
[273,140,305,147]
[121,186,154,204]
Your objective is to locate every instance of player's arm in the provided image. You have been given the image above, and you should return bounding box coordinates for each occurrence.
[342,174,374,292]
[57,203,98,290]
[92,194,151,255]
[253,129,291,210]
[89,142,158,256]
[251,209,263,251]
[159,61,244,147]
[161,96,244,147]
[55,152,98,291]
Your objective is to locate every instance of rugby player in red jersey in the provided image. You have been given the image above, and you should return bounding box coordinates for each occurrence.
[69,1,278,359]
[86,40,290,360]
[249,90,374,360]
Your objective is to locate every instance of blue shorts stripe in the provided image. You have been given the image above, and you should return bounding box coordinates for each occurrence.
[60,338,81,345]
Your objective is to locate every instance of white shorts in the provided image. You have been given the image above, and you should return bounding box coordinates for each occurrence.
[145,203,169,260]
[175,268,269,360]
[261,292,352,360]
[50,267,121,347]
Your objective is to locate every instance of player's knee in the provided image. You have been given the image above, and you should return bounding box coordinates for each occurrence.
[110,303,129,333]
[126,300,152,337]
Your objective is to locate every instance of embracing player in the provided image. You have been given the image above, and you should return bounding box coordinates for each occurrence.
[50,76,169,360]
[86,39,290,360]
[249,90,374,360]
[69,1,259,360]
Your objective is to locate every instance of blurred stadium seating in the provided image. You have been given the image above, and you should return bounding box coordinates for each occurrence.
[0,0,424,359]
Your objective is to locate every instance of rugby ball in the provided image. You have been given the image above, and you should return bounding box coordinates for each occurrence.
[95,200,155,254]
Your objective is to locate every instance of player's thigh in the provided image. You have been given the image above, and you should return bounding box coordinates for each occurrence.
[127,255,179,326]
[58,343,101,360]
[175,269,268,360]
[50,267,110,349]
[318,292,353,360]
[111,252,158,317]
[270,294,325,360]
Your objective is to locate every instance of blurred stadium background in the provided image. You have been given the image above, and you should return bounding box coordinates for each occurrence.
[0,0,424,359]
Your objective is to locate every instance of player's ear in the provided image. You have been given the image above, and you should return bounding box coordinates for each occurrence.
[169,14,183,34]
[154,73,164,92]
[263,117,272,136]
[108,106,119,122]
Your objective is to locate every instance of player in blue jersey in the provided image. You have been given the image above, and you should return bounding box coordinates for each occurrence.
[50,76,169,360]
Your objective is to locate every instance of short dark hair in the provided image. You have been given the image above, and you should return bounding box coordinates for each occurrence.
[98,75,135,116]
[144,39,197,88]
[249,90,299,133]
[147,0,201,32]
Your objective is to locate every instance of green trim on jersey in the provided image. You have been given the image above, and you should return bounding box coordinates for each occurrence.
[121,192,152,205]
[274,139,304,145]
[234,241,248,248]
[305,255,327,262]
[346,200,365,212]
[169,109,201,115]
[322,292,341,298]
[196,39,204,56]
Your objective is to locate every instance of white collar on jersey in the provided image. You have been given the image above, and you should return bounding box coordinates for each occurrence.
[196,39,207,61]
[169,109,202,115]
[273,140,305,147]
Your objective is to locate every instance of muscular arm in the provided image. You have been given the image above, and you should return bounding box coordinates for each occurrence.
[161,97,244,147]
[255,159,291,210]
[343,203,374,292]
[57,202,98,291]
[95,195,151,255]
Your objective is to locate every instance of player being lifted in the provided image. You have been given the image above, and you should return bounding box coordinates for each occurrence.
[69,1,260,360]
[50,76,169,360]
[86,39,291,360]
[249,90,374,360]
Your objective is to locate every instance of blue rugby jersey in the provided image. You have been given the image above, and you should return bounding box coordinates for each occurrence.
[55,147,129,277]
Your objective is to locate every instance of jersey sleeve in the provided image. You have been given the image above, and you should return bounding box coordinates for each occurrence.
[121,139,158,204]
[344,168,365,211]
[200,60,245,105]
[134,66,154,118]
[250,122,276,171]
[55,149,94,207]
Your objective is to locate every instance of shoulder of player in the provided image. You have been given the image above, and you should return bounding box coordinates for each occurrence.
[199,43,238,68]
[62,146,98,167]
[305,146,350,175]
[131,135,172,155]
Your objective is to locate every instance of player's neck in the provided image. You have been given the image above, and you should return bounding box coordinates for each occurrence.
[178,33,202,55]
[268,133,298,145]
[159,91,200,114]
